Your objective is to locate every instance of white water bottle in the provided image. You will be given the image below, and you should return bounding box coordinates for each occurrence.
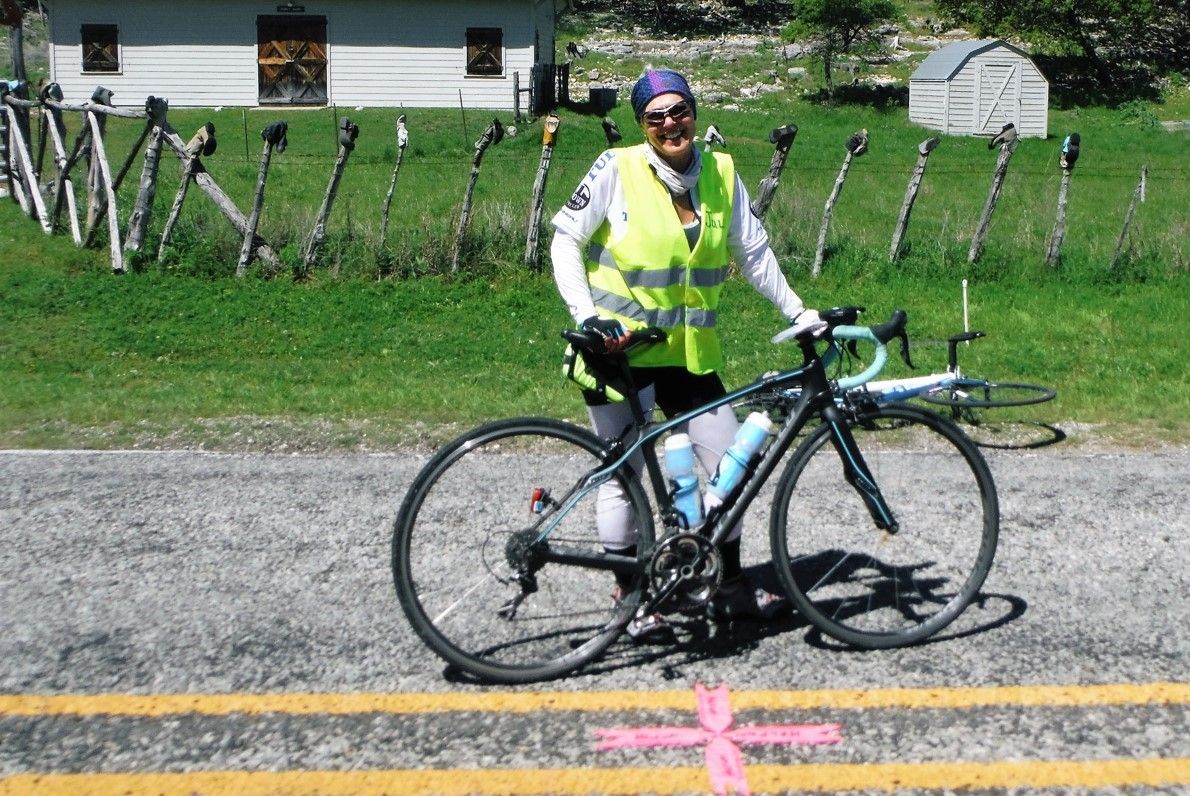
[664,433,703,529]
[707,412,773,502]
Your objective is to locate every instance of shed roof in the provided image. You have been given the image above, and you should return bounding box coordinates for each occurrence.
[910,39,1033,81]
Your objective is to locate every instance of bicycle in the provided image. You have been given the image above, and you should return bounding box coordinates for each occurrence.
[862,330,1055,417]
[740,329,1056,430]
[391,307,1000,684]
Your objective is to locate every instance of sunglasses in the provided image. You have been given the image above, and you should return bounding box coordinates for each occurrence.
[642,101,693,125]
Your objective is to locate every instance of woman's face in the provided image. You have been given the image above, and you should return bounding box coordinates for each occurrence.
[640,91,695,170]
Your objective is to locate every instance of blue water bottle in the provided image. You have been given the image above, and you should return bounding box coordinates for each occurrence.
[664,433,703,529]
[707,412,774,503]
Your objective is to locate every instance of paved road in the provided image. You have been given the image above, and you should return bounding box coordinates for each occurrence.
[0,447,1186,794]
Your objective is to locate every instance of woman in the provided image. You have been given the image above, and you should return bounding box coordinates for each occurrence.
[550,68,823,639]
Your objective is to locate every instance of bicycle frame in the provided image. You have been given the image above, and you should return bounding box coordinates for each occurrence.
[530,330,897,593]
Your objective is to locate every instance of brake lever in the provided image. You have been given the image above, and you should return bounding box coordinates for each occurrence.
[898,330,915,369]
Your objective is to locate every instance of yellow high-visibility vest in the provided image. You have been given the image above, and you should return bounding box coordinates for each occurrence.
[586,145,735,373]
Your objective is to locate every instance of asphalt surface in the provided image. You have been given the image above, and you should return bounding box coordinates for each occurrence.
[1,446,1186,794]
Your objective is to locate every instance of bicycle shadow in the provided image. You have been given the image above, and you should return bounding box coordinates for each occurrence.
[577,559,1028,680]
[962,420,1067,451]
[440,555,1027,685]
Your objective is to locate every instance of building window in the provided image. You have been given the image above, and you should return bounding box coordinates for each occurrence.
[82,24,120,73]
[466,28,502,76]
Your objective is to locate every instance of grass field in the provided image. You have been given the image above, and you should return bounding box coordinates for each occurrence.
[0,34,1186,451]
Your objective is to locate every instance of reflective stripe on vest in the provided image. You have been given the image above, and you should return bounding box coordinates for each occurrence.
[586,145,735,373]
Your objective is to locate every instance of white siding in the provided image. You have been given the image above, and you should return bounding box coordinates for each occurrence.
[908,80,946,128]
[46,0,551,109]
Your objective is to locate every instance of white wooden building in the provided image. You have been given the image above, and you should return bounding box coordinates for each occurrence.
[42,0,562,109]
[909,39,1049,139]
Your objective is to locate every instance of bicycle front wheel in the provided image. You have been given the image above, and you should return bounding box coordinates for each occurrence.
[392,417,655,684]
[770,405,999,648]
[920,379,1056,409]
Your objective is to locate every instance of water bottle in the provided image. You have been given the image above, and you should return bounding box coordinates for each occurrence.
[664,433,703,529]
[707,412,773,502]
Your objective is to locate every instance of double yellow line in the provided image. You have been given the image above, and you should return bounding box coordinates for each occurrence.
[1,682,1187,794]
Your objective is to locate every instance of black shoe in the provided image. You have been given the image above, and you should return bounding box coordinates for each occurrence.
[707,577,787,623]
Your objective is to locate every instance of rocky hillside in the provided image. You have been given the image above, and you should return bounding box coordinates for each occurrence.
[559,1,974,109]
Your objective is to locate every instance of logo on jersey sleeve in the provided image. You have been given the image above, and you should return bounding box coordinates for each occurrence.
[566,183,592,211]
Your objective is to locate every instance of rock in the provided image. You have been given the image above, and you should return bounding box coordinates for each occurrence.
[779,43,809,59]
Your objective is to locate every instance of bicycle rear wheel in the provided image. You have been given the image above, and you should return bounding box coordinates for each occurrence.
[770,404,998,648]
[392,417,655,683]
[920,379,1055,409]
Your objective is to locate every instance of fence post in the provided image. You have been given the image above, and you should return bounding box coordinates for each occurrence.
[813,128,867,278]
[85,109,124,272]
[238,121,287,276]
[304,116,358,270]
[45,98,92,235]
[524,112,560,270]
[750,123,797,220]
[451,117,503,273]
[84,87,113,237]
[124,96,169,254]
[40,85,82,243]
[379,114,408,245]
[2,89,50,231]
[1112,165,1146,270]
[968,130,1019,264]
[1045,132,1080,269]
[889,137,939,262]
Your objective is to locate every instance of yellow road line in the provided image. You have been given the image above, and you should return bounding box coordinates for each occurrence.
[0,681,1186,718]
[1,758,1187,795]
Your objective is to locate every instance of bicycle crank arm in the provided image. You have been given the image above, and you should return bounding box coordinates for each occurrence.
[640,571,687,616]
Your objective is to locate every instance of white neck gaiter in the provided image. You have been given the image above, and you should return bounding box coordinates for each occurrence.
[643,144,702,197]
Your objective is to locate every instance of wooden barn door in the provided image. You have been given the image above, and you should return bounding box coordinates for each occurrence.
[974,62,1021,135]
[257,15,328,105]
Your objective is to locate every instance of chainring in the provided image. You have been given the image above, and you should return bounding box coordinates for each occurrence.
[648,533,721,609]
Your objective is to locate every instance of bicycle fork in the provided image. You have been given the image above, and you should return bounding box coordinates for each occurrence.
[822,405,899,533]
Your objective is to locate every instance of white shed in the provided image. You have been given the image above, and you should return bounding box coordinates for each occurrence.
[909,39,1048,139]
[42,0,562,109]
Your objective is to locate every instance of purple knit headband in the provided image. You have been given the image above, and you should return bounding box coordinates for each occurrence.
[630,69,697,120]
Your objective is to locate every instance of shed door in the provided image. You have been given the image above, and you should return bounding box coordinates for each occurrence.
[257,15,328,105]
[974,62,1021,134]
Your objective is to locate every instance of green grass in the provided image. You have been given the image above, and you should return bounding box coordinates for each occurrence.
[1,214,1186,450]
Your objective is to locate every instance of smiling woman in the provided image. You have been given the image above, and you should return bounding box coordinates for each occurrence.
[546,67,832,630]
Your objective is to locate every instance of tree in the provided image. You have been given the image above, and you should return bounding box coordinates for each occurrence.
[785,0,902,98]
[935,0,1189,79]
[3,0,26,83]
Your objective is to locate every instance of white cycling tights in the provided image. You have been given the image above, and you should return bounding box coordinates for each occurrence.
[588,383,742,550]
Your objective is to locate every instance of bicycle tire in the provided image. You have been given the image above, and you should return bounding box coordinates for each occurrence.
[919,379,1055,409]
[392,417,655,684]
[769,404,999,649]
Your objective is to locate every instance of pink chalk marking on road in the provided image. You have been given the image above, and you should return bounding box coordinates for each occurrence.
[595,683,843,796]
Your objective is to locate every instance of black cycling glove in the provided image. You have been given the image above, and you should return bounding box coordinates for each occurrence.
[581,316,627,340]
